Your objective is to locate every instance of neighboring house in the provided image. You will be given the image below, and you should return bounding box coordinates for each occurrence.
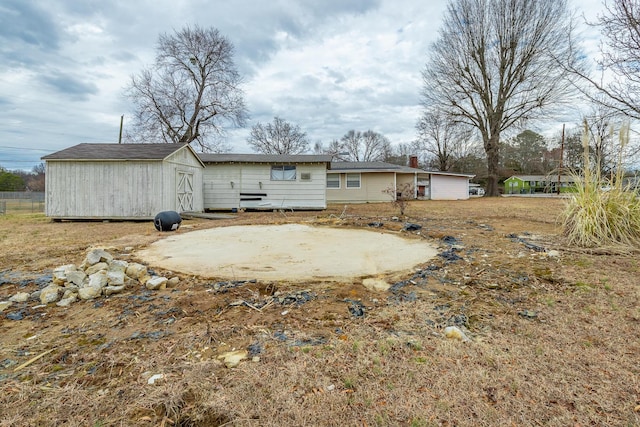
[42,143,204,220]
[327,161,475,203]
[198,153,332,210]
[504,175,576,194]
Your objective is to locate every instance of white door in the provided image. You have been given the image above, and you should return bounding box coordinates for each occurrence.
[177,171,194,212]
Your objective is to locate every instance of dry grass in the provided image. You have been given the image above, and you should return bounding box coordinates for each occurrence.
[0,199,639,426]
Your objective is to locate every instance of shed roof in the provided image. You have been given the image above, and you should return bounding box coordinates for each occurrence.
[42,143,199,163]
[198,153,332,164]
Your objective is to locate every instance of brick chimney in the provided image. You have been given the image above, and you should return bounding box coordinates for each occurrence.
[409,155,419,169]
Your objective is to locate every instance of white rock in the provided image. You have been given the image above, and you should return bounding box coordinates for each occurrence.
[56,294,77,307]
[62,289,77,299]
[0,301,12,312]
[84,249,113,266]
[104,285,125,296]
[109,259,128,272]
[217,350,248,368]
[167,277,180,288]
[125,263,148,280]
[40,285,61,304]
[87,271,108,289]
[147,374,165,385]
[444,326,471,342]
[107,269,125,286]
[546,250,560,258]
[9,292,30,303]
[78,286,102,300]
[85,262,108,276]
[362,278,391,292]
[66,270,87,287]
[145,276,168,290]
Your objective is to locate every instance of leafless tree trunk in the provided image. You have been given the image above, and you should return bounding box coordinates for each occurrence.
[421,0,582,196]
[247,117,310,154]
[125,25,247,151]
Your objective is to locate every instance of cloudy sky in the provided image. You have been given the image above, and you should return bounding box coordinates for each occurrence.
[0,0,604,171]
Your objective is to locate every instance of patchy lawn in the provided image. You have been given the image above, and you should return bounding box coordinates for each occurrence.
[0,198,638,426]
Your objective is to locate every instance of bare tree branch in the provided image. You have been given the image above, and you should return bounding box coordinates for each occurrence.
[247,117,310,154]
[124,25,247,151]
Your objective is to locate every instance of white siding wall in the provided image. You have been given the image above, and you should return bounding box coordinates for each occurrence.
[45,161,166,218]
[430,175,470,200]
[203,163,327,210]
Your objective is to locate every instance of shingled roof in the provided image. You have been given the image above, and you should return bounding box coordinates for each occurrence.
[42,143,194,161]
[198,153,332,163]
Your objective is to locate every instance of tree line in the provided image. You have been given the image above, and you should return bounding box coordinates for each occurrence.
[122,0,640,196]
[0,164,45,192]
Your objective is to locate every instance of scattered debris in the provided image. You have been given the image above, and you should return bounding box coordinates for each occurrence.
[367,222,383,228]
[403,223,422,231]
[506,234,546,252]
[518,310,538,319]
[147,373,165,385]
[439,248,463,262]
[345,299,365,317]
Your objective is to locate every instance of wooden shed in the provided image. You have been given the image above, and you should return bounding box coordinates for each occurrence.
[42,143,204,220]
[199,153,332,210]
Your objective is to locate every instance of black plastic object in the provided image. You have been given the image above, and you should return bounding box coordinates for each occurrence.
[154,211,182,232]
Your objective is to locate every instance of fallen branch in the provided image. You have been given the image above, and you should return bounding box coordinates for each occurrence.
[14,348,55,372]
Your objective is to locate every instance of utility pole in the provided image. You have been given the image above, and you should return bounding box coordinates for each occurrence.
[557,123,565,195]
[118,115,124,144]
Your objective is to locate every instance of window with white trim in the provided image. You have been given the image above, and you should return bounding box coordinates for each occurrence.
[326,173,340,189]
[271,165,296,180]
[346,173,361,188]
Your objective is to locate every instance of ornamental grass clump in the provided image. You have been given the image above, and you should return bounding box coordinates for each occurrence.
[562,122,640,248]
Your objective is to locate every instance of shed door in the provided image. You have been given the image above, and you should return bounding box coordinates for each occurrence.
[177,171,194,212]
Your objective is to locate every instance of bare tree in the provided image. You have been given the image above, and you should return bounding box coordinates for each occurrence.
[247,117,310,154]
[421,0,583,196]
[415,109,475,171]
[125,25,247,151]
[339,130,390,161]
[573,0,640,119]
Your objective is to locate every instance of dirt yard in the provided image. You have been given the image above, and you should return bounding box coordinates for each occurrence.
[0,198,638,426]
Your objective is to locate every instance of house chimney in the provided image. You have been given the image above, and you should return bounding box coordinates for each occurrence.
[409,155,418,169]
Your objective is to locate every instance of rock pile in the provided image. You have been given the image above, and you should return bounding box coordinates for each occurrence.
[2,248,178,310]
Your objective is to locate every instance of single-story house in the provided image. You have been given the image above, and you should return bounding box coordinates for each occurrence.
[327,161,475,203]
[504,175,576,194]
[42,143,204,220]
[198,153,332,210]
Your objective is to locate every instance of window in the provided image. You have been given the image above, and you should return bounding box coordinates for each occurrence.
[326,173,340,189]
[346,173,361,188]
[271,165,296,180]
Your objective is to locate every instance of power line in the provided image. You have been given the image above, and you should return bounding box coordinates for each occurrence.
[0,145,52,152]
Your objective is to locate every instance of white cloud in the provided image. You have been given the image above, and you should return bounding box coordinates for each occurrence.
[0,0,607,170]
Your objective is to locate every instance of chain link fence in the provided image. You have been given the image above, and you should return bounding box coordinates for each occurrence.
[0,192,45,214]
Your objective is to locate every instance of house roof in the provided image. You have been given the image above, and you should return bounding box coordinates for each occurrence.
[330,161,423,173]
[198,153,332,164]
[42,143,200,163]
[330,161,475,178]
